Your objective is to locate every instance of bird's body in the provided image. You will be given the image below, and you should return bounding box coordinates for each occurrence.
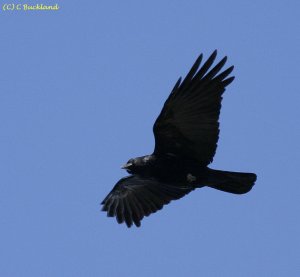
[124,154,206,185]
[101,50,257,228]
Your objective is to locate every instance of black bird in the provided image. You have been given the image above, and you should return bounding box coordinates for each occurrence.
[101,50,257,228]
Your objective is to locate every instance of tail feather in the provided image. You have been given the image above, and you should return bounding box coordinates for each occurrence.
[204,168,257,194]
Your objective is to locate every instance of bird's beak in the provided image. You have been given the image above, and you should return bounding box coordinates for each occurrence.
[121,162,132,169]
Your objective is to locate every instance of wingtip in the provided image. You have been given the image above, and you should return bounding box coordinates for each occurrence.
[197,53,203,62]
[134,221,141,227]
[125,220,133,228]
[223,76,235,86]
[225,65,234,76]
[207,50,218,64]
[171,77,182,93]
[193,54,203,69]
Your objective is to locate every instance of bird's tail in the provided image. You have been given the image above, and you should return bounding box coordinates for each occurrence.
[203,168,257,194]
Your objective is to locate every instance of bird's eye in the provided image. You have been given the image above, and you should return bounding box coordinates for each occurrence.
[128,159,134,164]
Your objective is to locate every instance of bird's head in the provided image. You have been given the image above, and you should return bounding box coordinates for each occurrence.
[121,155,154,174]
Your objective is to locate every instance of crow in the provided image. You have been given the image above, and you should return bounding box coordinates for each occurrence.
[101,50,257,228]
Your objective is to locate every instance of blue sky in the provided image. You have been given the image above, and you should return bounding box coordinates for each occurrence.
[1,1,300,276]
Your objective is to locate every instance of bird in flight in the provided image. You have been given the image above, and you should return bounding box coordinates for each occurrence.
[101,50,257,228]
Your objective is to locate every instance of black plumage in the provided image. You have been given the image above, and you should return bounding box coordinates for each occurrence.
[101,50,257,228]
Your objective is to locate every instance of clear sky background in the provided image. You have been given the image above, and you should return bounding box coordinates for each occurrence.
[1,1,300,276]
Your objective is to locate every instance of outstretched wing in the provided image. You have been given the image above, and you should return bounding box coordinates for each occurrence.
[101,175,194,228]
[153,50,234,166]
